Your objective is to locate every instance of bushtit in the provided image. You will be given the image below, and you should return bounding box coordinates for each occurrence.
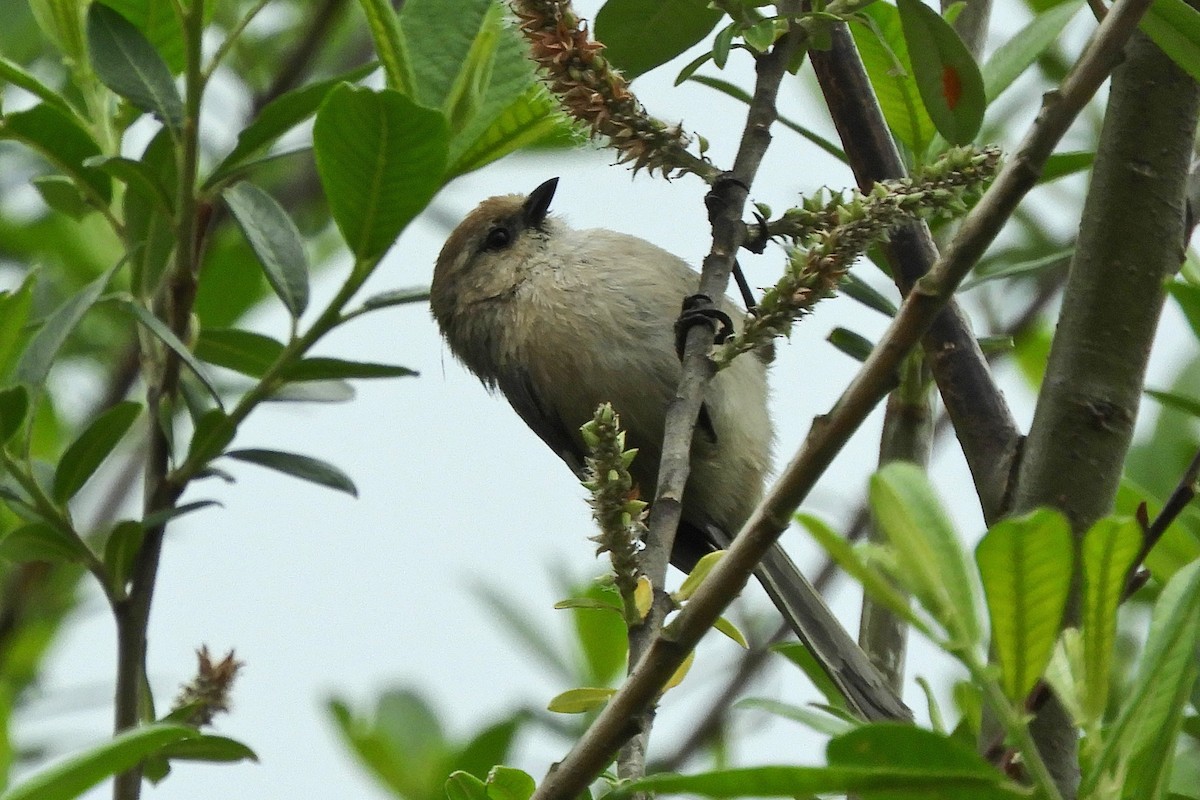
[431,178,906,721]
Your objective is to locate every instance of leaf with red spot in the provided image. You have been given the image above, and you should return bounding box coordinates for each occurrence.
[897,0,985,144]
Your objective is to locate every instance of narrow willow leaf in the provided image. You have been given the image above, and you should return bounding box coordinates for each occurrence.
[828,328,875,362]
[17,259,122,386]
[896,0,985,144]
[355,0,411,93]
[1040,150,1094,182]
[53,400,141,501]
[870,463,981,646]
[735,698,854,737]
[547,688,615,713]
[28,0,87,65]
[773,642,851,711]
[224,448,358,496]
[0,103,111,204]
[268,381,356,403]
[0,274,37,379]
[104,520,144,588]
[283,358,417,382]
[553,597,622,613]
[186,409,234,466]
[86,155,173,215]
[0,56,74,113]
[1080,516,1142,724]
[1086,560,1200,796]
[1140,0,1200,84]
[1145,388,1200,418]
[595,0,722,80]
[157,734,258,764]
[982,0,1082,101]
[0,386,28,445]
[975,508,1073,703]
[205,63,377,188]
[193,328,286,379]
[959,248,1072,291]
[125,129,176,297]
[663,649,695,691]
[840,272,898,316]
[86,3,183,131]
[0,723,197,800]
[223,182,310,318]
[713,616,748,648]
[118,300,223,407]
[360,286,431,310]
[314,85,449,260]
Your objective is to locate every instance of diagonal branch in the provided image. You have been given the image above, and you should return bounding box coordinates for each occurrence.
[529,0,1157,791]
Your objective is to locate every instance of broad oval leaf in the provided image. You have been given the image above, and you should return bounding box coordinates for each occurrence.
[0,723,197,800]
[447,772,488,800]
[975,508,1073,703]
[546,687,615,714]
[870,462,981,646]
[896,0,985,144]
[53,400,142,502]
[1080,516,1142,724]
[595,0,722,80]
[314,84,449,260]
[223,182,310,318]
[86,3,183,131]
[484,766,535,800]
[224,448,357,496]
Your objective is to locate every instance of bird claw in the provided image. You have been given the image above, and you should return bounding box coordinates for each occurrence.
[674,294,734,359]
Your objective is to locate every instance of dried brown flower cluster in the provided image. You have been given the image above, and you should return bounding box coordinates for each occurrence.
[171,646,244,727]
[512,0,713,179]
[715,145,1003,365]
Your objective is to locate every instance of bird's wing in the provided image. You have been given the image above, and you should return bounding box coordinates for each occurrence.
[496,366,586,475]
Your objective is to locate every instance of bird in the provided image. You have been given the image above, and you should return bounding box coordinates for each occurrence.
[430,177,908,721]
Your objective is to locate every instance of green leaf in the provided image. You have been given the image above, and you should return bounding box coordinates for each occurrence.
[828,327,875,362]
[795,512,925,634]
[53,400,142,502]
[157,733,258,764]
[205,63,378,188]
[355,0,411,94]
[772,642,852,712]
[485,766,535,800]
[959,248,1072,291]
[1167,280,1200,340]
[125,128,177,298]
[553,598,622,613]
[626,726,1020,798]
[676,550,725,600]
[849,3,936,155]
[86,155,174,216]
[975,508,1073,703]
[17,259,123,386]
[595,0,722,80]
[870,462,981,645]
[186,408,235,466]
[32,175,91,219]
[101,0,186,73]
[1140,0,1200,85]
[840,272,898,316]
[104,520,145,588]
[86,2,183,131]
[117,300,224,407]
[224,448,357,496]
[1086,560,1200,796]
[734,698,853,737]
[454,715,524,781]
[1145,388,1200,419]
[314,85,449,260]
[447,772,489,800]
[0,57,72,112]
[896,0,985,145]
[0,103,112,205]
[0,522,91,565]
[1116,476,1200,581]
[981,0,1082,101]
[1080,516,1142,725]
[193,328,286,379]
[0,274,36,381]
[0,386,29,445]
[141,499,221,531]
[267,381,355,403]
[713,616,748,648]
[358,286,432,312]
[0,723,197,800]
[571,582,627,685]
[28,0,87,64]
[546,687,615,714]
[283,358,417,382]
[1040,150,1093,183]
[223,182,310,318]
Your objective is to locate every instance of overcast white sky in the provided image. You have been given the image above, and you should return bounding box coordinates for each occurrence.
[15,1,1197,798]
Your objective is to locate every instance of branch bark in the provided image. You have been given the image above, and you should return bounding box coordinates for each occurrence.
[1010,30,1200,798]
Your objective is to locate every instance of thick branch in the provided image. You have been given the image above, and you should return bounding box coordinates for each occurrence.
[1012,30,1200,799]
[810,26,1021,523]
[529,0,1156,792]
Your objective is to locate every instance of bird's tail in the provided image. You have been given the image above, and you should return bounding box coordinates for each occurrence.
[702,522,912,722]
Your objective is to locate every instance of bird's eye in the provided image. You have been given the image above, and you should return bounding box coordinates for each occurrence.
[484,226,511,250]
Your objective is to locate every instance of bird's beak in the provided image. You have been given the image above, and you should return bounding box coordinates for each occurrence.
[523,177,559,227]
